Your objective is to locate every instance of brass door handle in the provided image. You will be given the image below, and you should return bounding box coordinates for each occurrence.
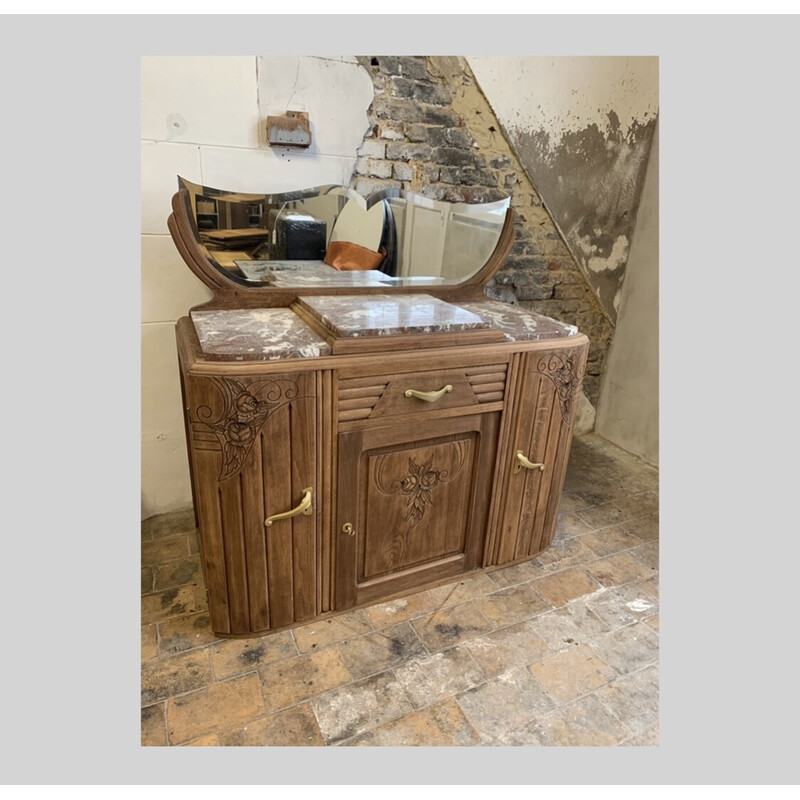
[514,451,545,474]
[342,522,355,536]
[265,487,313,527]
[404,384,453,403]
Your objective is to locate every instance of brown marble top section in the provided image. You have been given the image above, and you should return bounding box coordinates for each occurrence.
[236,260,388,287]
[297,294,493,338]
[191,308,331,361]
[457,300,579,340]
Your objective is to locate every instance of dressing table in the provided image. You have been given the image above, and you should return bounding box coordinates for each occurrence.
[168,178,589,638]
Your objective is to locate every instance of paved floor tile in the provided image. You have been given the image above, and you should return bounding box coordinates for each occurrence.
[394,646,486,708]
[636,574,660,601]
[623,725,660,746]
[141,534,191,567]
[615,493,659,520]
[464,620,551,678]
[586,551,655,588]
[166,674,265,745]
[525,693,632,746]
[364,590,439,628]
[183,734,219,746]
[210,630,297,681]
[142,624,158,662]
[426,573,497,608]
[373,698,482,746]
[292,609,374,654]
[141,649,213,706]
[586,584,658,629]
[579,525,644,557]
[529,535,601,576]
[457,665,555,743]
[574,501,629,530]
[142,566,154,594]
[258,647,352,714]
[528,643,617,705]
[595,665,659,736]
[528,604,610,653]
[472,582,552,628]
[533,568,603,607]
[411,601,494,652]
[484,560,540,589]
[555,510,596,539]
[629,541,659,570]
[157,612,216,656]
[334,731,380,746]
[218,702,324,746]
[141,703,166,746]
[154,555,202,591]
[589,621,659,674]
[141,584,207,625]
[142,509,195,540]
[311,671,415,745]
[337,621,427,680]
[622,512,659,541]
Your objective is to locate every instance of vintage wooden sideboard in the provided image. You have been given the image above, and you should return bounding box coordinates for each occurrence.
[168,179,589,638]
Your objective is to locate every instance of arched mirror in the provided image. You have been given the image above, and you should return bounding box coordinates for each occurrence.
[175,177,512,291]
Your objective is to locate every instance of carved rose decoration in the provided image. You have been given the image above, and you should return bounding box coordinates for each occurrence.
[196,378,300,480]
[537,353,584,424]
[400,457,441,526]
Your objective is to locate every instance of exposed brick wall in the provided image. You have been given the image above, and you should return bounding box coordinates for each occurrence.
[352,56,614,406]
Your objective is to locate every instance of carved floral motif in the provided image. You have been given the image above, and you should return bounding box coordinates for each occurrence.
[374,441,467,527]
[195,377,300,480]
[536,352,584,424]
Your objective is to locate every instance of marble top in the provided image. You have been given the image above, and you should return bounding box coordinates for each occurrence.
[189,298,578,362]
[236,260,387,287]
[297,294,493,338]
[191,308,331,361]
[457,300,578,340]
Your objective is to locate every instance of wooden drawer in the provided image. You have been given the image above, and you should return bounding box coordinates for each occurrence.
[337,363,507,423]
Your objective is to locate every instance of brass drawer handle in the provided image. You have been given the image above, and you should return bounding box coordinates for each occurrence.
[342,522,355,536]
[514,451,545,474]
[404,384,453,403]
[265,487,313,527]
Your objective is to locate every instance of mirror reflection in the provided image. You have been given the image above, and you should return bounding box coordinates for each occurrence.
[178,177,510,289]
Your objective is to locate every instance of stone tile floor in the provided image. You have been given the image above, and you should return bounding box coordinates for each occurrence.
[141,432,658,747]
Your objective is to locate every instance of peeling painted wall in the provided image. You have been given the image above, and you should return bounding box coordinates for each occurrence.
[595,121,659,465]
[467,57,658,323]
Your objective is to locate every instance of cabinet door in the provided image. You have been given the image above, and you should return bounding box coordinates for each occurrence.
[335,412,500,609]
[493,347,588,564]
[184,372,317,635]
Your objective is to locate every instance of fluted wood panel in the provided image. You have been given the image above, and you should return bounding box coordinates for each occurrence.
[182,372,317,635]
[493,343,588,564]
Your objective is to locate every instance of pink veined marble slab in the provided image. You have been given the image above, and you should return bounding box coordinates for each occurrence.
[191,308,331,361]
[296,294,493,338]
[235,259,388,287]
[457,299,579,340]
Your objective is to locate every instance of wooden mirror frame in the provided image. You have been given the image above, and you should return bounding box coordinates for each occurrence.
[168,186,516,311]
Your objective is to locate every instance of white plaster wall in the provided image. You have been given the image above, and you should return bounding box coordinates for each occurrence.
[594,122,659,465]
[140,56,373,519]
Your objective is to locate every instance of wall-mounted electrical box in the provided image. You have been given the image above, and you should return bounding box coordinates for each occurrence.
[266,111,312,148]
